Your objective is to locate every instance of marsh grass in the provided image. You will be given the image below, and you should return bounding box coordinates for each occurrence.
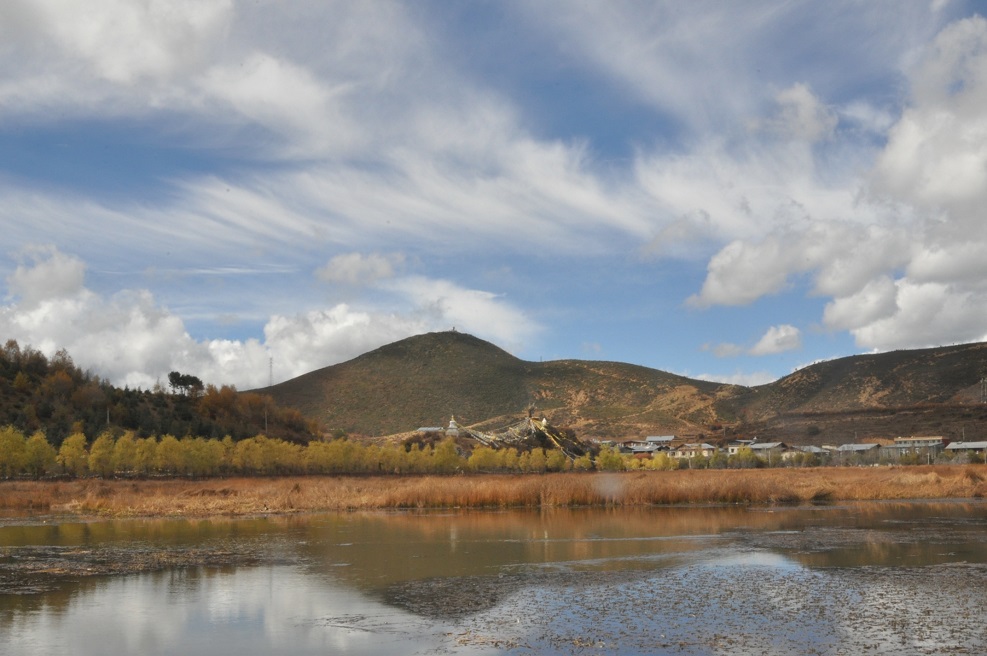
[2,465,987,517]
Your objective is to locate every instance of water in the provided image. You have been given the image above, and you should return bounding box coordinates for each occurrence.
[3,502,987,654]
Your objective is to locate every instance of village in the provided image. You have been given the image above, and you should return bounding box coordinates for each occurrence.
[415,416,987,468]
[605,434,987,466]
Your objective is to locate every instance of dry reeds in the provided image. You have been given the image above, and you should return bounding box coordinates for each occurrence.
[2,465,987,517]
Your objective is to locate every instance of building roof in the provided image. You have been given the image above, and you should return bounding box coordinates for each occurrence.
[794,445,827,454]
[626,443,661,453]
[750,442,786,451]
[836,443,880,452]
[645,435,676,443]
[945,441,987,450]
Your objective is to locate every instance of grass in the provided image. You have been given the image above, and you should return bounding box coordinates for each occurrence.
[3,465,987,517]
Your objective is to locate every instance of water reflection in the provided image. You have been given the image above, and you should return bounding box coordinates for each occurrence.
[2,501,987,654]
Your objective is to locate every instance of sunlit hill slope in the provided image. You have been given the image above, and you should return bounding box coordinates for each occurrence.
[263,332,987,443]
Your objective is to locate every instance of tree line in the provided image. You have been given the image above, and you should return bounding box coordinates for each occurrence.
[0,340,317,446]
[0,426,594,479]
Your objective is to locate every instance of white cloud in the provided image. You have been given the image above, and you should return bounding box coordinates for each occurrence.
[822,276,898,331]
[6,245,86,308]
[383,276,541,351]
[683,14,987,355]
[694,370,777,387]
[315,252,404,286]
[749,324,802,356]
[703,342,745,358]
[0,248,540,389]
[758,83,838,142]
[848,280,987,350]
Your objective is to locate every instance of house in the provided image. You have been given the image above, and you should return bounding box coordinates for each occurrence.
[788,444,828,457]
[834,442,882,464]
[893,436,946,449]
[945,441,987,454]
[749,441,788,455]
[726,440,755,456]
[836,443,881,452]
[645,435,676,446]
[622,441,663,456]
[880,436,946,461]
[671,443,718,459]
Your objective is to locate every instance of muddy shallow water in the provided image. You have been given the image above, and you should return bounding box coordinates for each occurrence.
[2,502,987,654]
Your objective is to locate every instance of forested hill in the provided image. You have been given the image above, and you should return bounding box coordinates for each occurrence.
[0,340,317,446]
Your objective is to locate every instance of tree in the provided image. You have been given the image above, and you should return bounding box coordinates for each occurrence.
[572,453,594,471]
[595,446,625,472]
[111,431,138,474]
[545,449,568,472]
[167,371,205,398]
[467,445,501,472]
[24,431,57,479]
[526,448,548,473]
[156,435,184,474]
[58,433,90,477]
[0,426,27,478]
[88,431,116,478]
[728,447,762,469]
[431,438,463,474]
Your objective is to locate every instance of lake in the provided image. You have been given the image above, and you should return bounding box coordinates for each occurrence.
[3,501,987,655]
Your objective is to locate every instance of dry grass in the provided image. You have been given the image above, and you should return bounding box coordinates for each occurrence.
[2,465,987,517]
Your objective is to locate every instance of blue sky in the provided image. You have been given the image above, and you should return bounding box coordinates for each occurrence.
[2,1,987,390]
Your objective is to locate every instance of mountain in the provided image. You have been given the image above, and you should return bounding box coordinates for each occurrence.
[263,332,987,444]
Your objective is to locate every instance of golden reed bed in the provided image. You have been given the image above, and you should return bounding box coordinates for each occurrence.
[2,465,986,517]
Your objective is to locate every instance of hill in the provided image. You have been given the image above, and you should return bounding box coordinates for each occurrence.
[264,330,737,439]
[263,332,987,443]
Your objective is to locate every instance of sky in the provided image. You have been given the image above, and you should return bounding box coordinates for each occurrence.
[2,0,987,391]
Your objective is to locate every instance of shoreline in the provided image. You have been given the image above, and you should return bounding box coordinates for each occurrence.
[2,465,986,518]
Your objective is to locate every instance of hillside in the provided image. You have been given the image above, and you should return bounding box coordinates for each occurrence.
[263,331,987,443]
[264,331,740,439]
[0,340,317,446]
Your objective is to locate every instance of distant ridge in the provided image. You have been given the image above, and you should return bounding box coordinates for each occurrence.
[262,332,987,443]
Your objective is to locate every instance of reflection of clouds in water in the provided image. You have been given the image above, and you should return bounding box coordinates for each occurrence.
[456,555,987,655]
[4,567,444,656]
[703,550,804,570]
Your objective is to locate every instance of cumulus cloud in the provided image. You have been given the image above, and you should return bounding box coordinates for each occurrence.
[822,276,898,331]
[704,327,801,359]
[749,324,802,356]
[383,276,541,351]
[684,14,987,354]
[7,245,86,308]
[0,248,539,389]
[848,280,987,350]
